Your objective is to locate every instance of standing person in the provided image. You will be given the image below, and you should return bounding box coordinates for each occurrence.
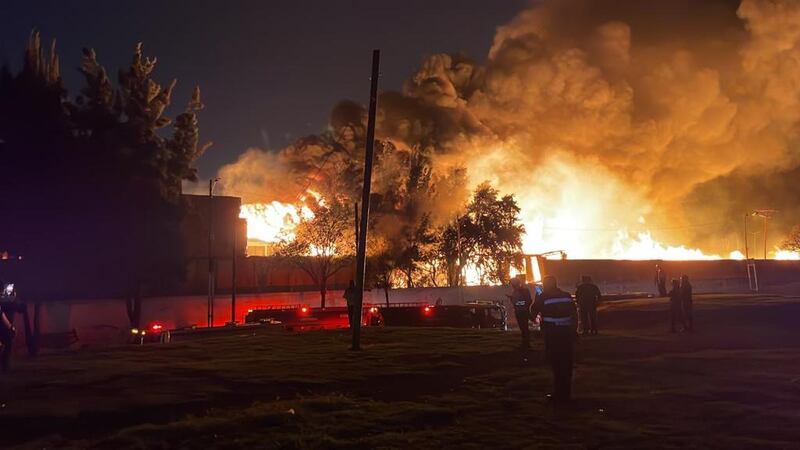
[0,293,19,373]
[507,277,533,349]
[575,275,601,335]
[668,279,683,333]
[680,275,693,332]
[530,275,578,403]
[343,280,357,329]
[655,264,668,297]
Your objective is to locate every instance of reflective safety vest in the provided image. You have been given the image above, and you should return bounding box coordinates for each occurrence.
[531,288,577,328]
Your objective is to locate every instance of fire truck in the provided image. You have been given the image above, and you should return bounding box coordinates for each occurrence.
[244,304,383,331]
[244,301,507,330]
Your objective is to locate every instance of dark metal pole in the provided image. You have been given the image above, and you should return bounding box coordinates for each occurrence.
[763,215,768,260]
[208,178,219,327]
[351,49,380,351]
[744,213,749,259]
[354,202,360,258]
[208,179,214,328]
[231,221,237,324]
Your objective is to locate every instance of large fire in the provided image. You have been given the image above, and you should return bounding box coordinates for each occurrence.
[240,195,797,261]
[238,190,320,244]
[238,160,800,262]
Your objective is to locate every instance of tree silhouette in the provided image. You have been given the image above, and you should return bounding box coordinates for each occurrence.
[781,226,800,252]
[0,32,209,328]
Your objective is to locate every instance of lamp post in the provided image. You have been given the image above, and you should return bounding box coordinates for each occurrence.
[751,210,777,260]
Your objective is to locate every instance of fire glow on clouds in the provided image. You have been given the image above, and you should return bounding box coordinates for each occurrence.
[224,0,800,261]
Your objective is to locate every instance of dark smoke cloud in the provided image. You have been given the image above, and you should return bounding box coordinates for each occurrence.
[219,0,800,256]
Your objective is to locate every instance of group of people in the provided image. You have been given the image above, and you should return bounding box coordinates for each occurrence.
[667,274,694,333]
[656,265,694,332]
[508,267,695,405]
[508,275,595,403]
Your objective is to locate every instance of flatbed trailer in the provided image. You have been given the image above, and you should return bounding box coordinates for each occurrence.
[377,301,507,329]
[244,304,382,331]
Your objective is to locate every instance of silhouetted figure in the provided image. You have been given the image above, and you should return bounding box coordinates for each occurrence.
[655,265,668,297]
[0,297,24,373]
[530,275,578,403]
[343,280,357,329]
[575,275,601,335]
[507,277,533,349]
[668,279,683,333]
[680,275,693,332]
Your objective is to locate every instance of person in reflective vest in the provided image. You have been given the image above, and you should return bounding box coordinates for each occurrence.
[530,275,578,403]
[507,277,533,349]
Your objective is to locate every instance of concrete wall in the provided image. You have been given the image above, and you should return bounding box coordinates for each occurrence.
[18,285,510,339]
[11,259,800,351]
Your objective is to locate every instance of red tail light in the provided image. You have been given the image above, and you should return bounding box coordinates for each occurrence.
[369,307,378,313]
[423,305,432,314]
[151,323,163,331]
[300,306,309,313]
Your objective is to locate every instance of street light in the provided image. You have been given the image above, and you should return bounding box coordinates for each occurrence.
[745,209,777,260]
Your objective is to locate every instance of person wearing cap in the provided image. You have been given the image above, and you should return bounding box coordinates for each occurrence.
[507,277,533,349]
[530,275,578,403]
[575,275,601,335]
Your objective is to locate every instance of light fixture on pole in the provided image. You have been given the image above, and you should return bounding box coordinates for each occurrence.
[751,209,777,260]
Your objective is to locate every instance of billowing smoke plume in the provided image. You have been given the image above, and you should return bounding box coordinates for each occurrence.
[219,0,800,257]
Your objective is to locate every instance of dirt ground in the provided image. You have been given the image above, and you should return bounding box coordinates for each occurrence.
[1,294,799,449]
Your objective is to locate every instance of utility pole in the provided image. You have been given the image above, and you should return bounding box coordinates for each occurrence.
[743,213,749,259]
[230,220,237,325]
[208,177,220,327]
[351,49,380,351]
[354,201,359,269]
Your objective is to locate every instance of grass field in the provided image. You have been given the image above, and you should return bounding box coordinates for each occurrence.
[2,294,799,449]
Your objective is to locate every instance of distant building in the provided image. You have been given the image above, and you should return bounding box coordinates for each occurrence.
[180,194,247,260]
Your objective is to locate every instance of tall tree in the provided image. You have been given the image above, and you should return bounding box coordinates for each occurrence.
[781,226,800,252]
[465,183,524,284]
[278,202,355,308]
[0,33,209,327]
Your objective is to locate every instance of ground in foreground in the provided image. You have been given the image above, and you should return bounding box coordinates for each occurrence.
[2,294,799,449]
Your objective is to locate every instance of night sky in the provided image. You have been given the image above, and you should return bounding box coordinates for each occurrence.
[1,0,525,179]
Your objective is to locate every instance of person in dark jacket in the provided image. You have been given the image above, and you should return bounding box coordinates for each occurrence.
[668,279,683,333]
[530,275,578,403]
[507,277,533,349]
[655,264,668,297]
[680,275,693,332]
[0,297,22,373]
[343,280,357,329]
[575,275,601,335]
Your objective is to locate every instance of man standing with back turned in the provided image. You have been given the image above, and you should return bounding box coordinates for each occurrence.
[530,275,578,403]
[507,277,533,349]
[575,275,601,335]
